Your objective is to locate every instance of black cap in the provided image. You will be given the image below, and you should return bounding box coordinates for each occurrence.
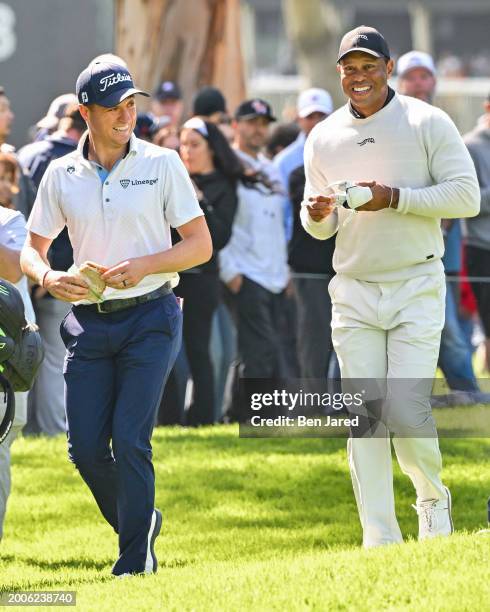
[337,26,390,63]
[193,87,226,117]
[76,62,149,107]
[235,98,276,122]
[154,81,181,101]
[134,113,170,139]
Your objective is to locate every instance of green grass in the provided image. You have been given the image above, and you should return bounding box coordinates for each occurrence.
[1,425,489,611]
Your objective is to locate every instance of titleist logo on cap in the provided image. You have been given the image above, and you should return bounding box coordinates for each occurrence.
[99,72,132,92]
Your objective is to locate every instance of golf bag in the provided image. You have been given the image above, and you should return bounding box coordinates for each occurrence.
[0,279,44,443]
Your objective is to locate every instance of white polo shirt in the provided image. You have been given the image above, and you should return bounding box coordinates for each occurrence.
[27,132,203,301]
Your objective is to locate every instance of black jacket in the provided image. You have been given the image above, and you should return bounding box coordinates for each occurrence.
[288,165,335,275]
[178,170,238,275]
[18,135,78,189]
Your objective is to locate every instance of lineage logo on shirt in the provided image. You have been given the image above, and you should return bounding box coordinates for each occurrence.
[120,178,159,189]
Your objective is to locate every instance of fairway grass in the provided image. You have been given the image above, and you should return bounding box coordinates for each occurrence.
[1,425,488,611]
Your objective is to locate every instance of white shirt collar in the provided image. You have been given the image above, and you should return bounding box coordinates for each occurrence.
[76,131,140,166]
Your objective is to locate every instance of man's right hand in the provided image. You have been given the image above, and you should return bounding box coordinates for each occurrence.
[306,195,335,222]
[43,270,90,302]
[226,274,243,294]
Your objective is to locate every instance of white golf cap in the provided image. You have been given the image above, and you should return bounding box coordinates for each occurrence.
[36,93,78,129]
[297,88,333,118]
[397,51,436,77]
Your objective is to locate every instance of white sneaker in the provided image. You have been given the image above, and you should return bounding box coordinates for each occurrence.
[413,486,454,540]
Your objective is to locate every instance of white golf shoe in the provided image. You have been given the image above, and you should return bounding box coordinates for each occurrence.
[413,486,454,540]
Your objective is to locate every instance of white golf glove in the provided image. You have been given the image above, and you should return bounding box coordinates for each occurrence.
[327,180,373,210]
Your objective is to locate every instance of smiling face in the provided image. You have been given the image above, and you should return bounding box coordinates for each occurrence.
[80,95,137,151]
[338,51,394,117]
[398,67,436,103]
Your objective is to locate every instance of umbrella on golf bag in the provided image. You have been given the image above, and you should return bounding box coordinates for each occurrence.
[0,279,44,443]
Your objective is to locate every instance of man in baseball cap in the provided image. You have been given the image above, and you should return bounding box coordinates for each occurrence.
[397,51,437,104]
[151,80,183,128]
[154,80,181,102]
[232,99,276,159]
[23,54,211,577]
[301,23,479,549]
[396,52,485,400]
[76,61,149,108]
[334,25,394,119]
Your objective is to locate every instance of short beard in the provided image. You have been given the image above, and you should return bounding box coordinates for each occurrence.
[245,140,262,154]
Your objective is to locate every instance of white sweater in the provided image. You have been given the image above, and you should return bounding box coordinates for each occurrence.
[301,94,480,281]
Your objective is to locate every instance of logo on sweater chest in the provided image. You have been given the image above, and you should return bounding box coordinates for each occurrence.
[357,138,375,146]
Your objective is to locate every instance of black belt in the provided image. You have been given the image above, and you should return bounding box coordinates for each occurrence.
[76,282,172,314]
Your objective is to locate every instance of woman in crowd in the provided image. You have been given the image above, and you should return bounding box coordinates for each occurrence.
[174,118,241,425]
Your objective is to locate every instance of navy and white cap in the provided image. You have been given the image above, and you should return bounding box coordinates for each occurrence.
[154,81,182,101]
[337,26,390,62]
[76,61,149,107]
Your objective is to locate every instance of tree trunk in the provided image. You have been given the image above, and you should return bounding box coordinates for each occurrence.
[115,0,246,116]
[282,0,349,107]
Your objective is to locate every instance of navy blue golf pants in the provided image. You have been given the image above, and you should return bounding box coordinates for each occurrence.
[60,294,182,575]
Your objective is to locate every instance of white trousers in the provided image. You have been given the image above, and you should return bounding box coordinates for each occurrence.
[329,272,447,547]
[0,391,27,539]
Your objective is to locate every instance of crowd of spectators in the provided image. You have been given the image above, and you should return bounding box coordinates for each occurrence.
[0,53,489,438]
[436,51,490,78]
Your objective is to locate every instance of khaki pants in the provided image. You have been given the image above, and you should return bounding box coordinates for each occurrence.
[0,392,28,539]
[329,272,447,547]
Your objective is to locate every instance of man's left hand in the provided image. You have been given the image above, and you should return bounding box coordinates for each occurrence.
[101,257,149,290]
[354,181,398,211]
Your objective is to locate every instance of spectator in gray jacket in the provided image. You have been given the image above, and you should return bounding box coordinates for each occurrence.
[18,104,86,436]
[464,95,490,370]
